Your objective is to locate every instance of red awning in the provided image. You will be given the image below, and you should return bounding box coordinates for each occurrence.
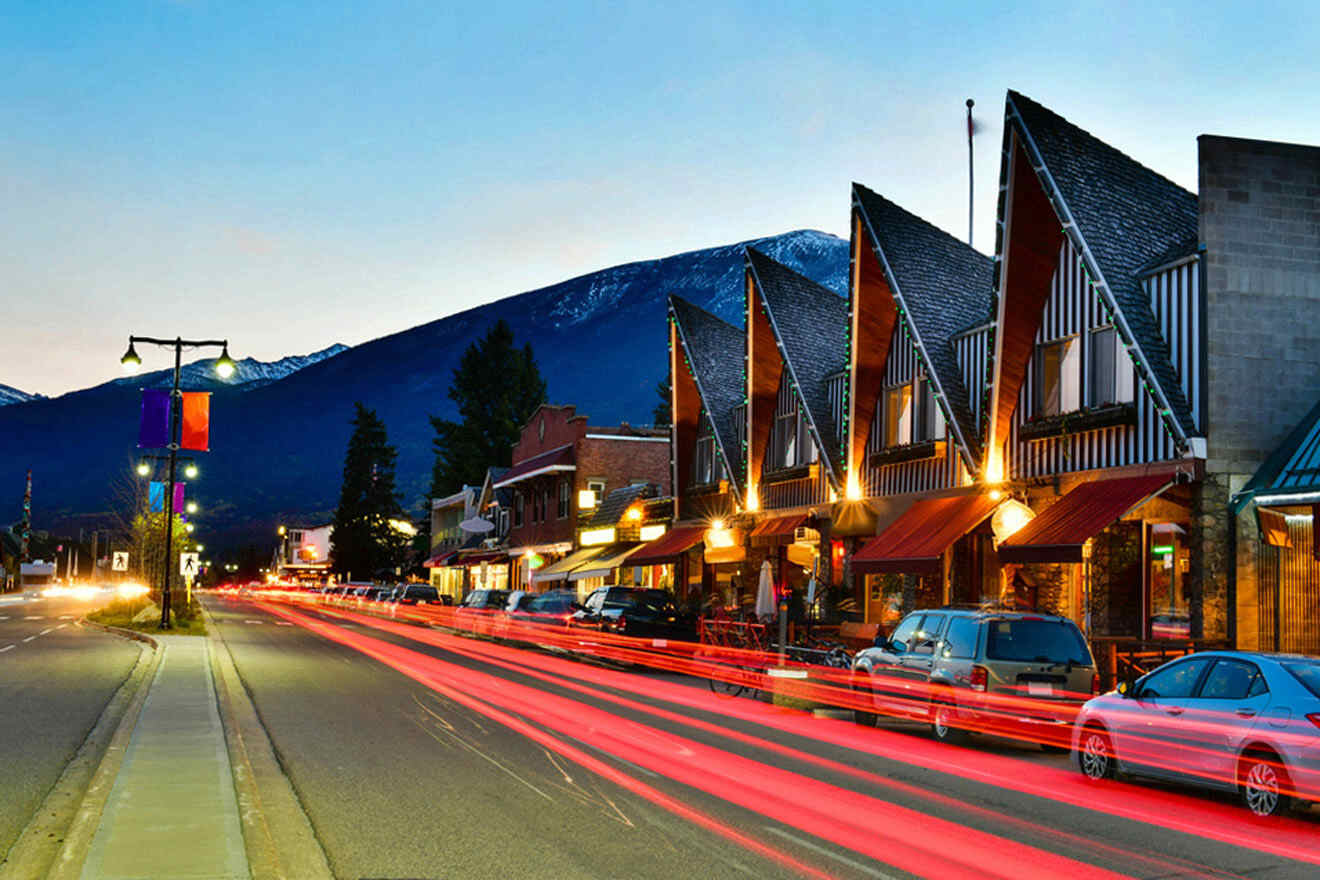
[492,444,576,488]
[998,474,1173,564]
[852,494,998,575]
[749,514,806,545]
[423,550,457,568]
[629,526,705,567]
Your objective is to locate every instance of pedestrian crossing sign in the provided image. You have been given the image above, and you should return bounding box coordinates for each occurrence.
[180,552,200,577]
[112,551,129,572]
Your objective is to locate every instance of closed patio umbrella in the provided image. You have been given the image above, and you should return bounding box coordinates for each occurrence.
[755,560,775,620]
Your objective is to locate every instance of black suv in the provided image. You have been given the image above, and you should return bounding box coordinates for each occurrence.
[570,587,696,641]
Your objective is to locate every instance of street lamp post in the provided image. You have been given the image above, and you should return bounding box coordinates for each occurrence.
[122,335,234,628]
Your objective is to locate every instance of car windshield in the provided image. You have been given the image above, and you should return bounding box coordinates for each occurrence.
[1282,660,1320,698]
[984,619,1091,665]
[530,594,572,613]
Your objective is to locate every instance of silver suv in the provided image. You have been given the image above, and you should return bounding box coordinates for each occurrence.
[851,607,1099,749]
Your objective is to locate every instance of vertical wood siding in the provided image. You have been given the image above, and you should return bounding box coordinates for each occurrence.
[1143,258,1202,432]
[953,323,993,433]
[861,325,967,496]
[1008,240,1200,480]
[1258,517,1320,655]
[826,370,847,453]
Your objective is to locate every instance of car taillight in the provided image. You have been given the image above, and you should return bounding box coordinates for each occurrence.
[1307,713,1320,731]
[970,665,988,693]
[1091,673,1101,695]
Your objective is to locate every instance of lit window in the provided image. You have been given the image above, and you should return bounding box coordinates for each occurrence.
[883,383,913,447]
[588,480,606,505]
[1037,337,1080,416]
[1090,327,1134,406]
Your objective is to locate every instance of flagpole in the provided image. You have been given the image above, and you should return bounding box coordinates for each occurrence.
[966,98,975,247]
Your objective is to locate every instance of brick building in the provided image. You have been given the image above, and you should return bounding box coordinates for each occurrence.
[496,404,669,588]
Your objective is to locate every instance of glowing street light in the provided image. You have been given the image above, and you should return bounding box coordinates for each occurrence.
[120,341,142,373]
[186,501,199,514]
[119,334,232,628]
[185,523,195,534]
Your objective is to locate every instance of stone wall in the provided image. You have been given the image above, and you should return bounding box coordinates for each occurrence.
[1199,135,1320,646]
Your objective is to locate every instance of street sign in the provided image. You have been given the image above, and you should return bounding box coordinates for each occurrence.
[112,551,129,572]
[179,552,200,577]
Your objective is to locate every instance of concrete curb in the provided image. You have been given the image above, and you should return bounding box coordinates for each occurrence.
[203,604,334,880]
[0,622,161,880]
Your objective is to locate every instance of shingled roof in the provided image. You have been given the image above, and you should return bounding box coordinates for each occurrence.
[853,184,994,468]
[745,248,849,482]
[1007,90,1199,437]
[588,482,659,528]
[669,296,745,494]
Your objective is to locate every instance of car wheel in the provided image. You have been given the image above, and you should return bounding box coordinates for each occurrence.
[1078,725,1115,781]
[851,673,877,727]
[1240,749,1293,817]
[930,695,968,744]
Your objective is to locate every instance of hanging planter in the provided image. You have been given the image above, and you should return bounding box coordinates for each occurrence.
[1020,402,1137,441]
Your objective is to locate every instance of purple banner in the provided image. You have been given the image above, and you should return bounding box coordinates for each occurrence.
[148,481,186,514]
[138,389,171,449]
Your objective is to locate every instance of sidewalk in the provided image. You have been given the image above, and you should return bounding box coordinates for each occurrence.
[77,636,249,880]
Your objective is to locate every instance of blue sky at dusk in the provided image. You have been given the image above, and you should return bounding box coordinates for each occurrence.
[4,1,1318,396]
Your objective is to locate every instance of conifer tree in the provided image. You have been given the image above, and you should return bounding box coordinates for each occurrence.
[331,403,405,579]
[652,375,672,427]
[430,321,547,498]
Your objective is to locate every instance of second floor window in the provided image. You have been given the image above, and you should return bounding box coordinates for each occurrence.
[513,492,524,527]
[557,480,569,518]
[587,479,606,505]
[1090,327,1135,406]
[883,383,912,447]
[1037,336,1080,417]
[693,433,725,485]
[882,375,944,447]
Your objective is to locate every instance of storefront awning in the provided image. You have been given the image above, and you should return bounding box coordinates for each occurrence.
[749,514,806,545]
[453,550,510,567]
[852,494,998,575]
[569,544,642,581]
[629,525,705,567]
[423,550,457,568]
[492,444,576,489]
[531,547,604,583]
[998,474,1173,564]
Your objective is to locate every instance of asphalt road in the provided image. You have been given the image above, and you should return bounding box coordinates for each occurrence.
[0,592,140,861]
[205,592,1320,880]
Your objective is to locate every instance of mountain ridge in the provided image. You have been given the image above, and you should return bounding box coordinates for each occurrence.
[0,229,847,549]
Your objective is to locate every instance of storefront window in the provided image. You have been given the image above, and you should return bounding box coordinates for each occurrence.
[1148,522,1190,638]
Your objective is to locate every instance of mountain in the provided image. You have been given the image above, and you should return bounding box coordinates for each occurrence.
[109,344,350,392]
[0,229,847,550]
[0,383,41,407]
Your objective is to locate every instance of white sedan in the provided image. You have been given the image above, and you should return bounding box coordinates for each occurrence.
[1072,650,1320,816]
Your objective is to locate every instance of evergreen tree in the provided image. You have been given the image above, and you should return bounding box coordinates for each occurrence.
[331,403,405,579]
[652,375,672,427]
[430,321,547,498]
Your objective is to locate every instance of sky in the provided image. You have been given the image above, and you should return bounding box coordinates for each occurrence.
[4,1,1319,397]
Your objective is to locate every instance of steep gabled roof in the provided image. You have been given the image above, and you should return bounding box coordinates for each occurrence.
[589,482,659,527]
[853,184,994,468]
[669,296,745,494]
[1007,90,1198,438]
[745,248,849,482]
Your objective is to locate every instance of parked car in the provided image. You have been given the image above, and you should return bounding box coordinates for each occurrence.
[395,584,440,606]
[569,587,696,641]
[1073,651,1320,816]
[457,589,511,612]
[506,590,578,632]
[850,607,1099,748]
[504,590,537,613]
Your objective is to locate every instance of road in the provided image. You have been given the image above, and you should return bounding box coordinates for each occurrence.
[204,592,1320,880]
[0,592,141,861]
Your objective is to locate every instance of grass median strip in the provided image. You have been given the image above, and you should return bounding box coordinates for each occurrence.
[86,596,207,636]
